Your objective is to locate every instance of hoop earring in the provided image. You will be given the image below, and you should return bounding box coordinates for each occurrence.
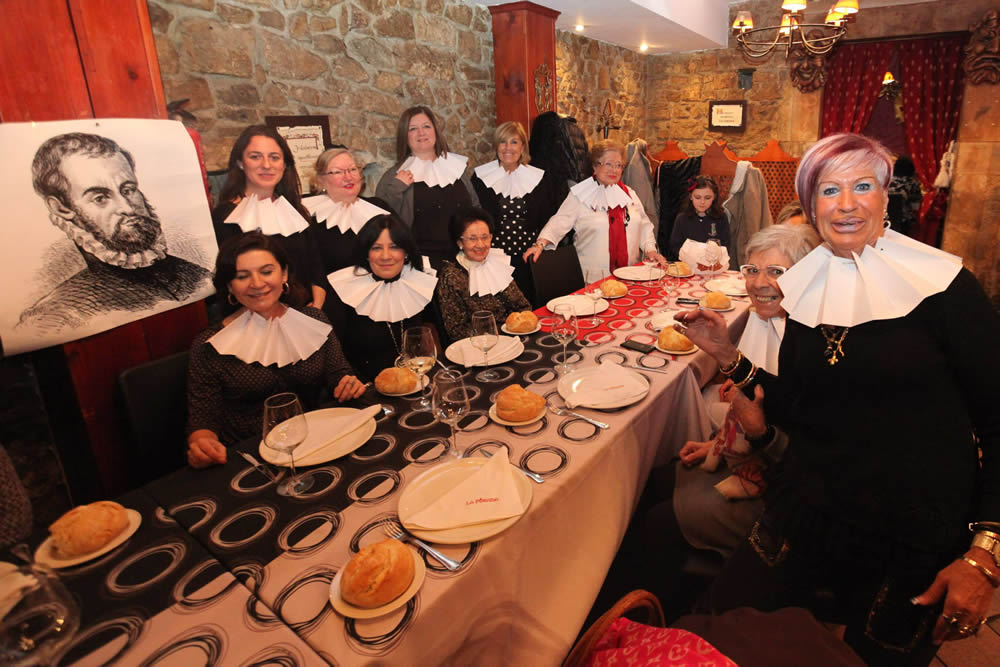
[227,292,238,306]
[282,281,289,293]
[883,212,891,229]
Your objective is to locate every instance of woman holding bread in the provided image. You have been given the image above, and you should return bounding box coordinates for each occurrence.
[375,106,479,269]
[186,232,366,468]
[325,215,438,383]
[435,207,532,342]
[472,121,561,301]
[675,134,1000,664]
[523,138,664,281]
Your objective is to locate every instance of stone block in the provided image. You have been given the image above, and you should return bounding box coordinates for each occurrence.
[332,56,369,83]
[310,15,338,32]
[179,18,254,77]
[300,0,339,10]
[458,30,479,62]
[373,10,414,39]
[425,0,444,13]
[218,105,260,123]
[259,30,328,79]
[262,85,289,109]
[284,0,299,7]
[415,14,457,46]
[445,3,473,26]
[218,3,254,23]
[286,84,329,106]
[258,10,286,30]
[374,71,403,92]
[163,76,214,109]
[155,34,179,74]
[216,82,261,106]
[313,34,347,56]
[290,12,310,39]
[349,5,370,31]
[348,35,395,68]
[598,65,610,90]
[461,63,489,82]
[171,0,214,8]
[353,88,403,117]
[147,3,173,33]
[471,6,489,33]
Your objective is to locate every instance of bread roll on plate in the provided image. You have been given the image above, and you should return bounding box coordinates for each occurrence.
[496,384,546,422]
[700,291,732,310]
[49,501,129,558]
[658,327,694,352]
[505,311,539,333]
[667,262,691,277]
[601,279,627,297]
[375,367,418,394]
[340,538,415,608]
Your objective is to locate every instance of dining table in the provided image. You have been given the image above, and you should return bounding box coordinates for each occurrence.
[20,268,751,666]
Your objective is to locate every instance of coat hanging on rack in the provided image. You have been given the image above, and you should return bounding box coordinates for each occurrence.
[623,138,659,234]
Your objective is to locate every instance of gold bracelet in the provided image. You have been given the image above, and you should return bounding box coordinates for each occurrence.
[719,350,744,376]
[733,363,759,389]
[961,556,1000,588]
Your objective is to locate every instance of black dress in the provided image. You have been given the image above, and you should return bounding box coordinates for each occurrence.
[668,211,731,261]
[310,196,393,277]
[411,181,473,269]
[435,260,532,342]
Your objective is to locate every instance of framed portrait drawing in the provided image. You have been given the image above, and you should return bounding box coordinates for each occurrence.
[708,101,748,132]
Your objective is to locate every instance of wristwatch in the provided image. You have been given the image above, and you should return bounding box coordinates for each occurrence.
[971,530,1000,568]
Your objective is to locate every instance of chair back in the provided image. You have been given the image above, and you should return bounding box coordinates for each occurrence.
[563,589,665,667]
[117,350,190,488]
[529,245,585,307]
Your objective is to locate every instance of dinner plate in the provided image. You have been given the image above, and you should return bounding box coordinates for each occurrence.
[501,323,541,335]
[556,365,650,409]
[444,337,524,367]
[259,407,377,466]
[546,294,609,317]
[398,458,533,544]
[705,277,748,296]
[654,342,699,356]
[35,509,142,568]
[328,548,426,619]
[488,403,545,426]
[377,374,430,397]
[613,266,665,281]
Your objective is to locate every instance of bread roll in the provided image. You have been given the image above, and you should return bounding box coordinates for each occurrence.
[340,538,415,608]
[701,291,732,309]
[505,311,539,333]
[667,262,691,277]
[496,384,546,422]
[601,279,627,297]
[375,367,418,394]
[658,327,694,352]
[49,501,129,558]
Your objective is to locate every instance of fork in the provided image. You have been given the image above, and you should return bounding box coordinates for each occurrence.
[481,449,545,484]
[381,520,461,571]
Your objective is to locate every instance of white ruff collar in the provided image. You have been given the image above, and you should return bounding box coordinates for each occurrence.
[223,194,309,237]
[738,312,785,376]
[473,161,544,199]
[301,195,389,234]
[571,178,633,211]
[328,264,437,322]
[778,229,962,328]
[399,153,468,188]
[49,213,168,268]
[208,307,332,367]
[456,248,515,296]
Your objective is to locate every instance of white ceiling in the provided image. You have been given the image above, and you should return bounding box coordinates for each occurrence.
[479,0,941,55]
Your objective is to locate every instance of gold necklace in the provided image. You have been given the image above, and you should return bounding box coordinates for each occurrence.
[820,325,849,365]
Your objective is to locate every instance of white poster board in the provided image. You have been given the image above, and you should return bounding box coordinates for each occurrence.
[0,118,217,356]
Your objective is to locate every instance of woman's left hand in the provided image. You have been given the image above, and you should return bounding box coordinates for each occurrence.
[650,251,668,267]
[334,375,368,401]
[912,548,997,643]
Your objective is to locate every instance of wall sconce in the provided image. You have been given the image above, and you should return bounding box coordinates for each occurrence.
[596,99,621,138]
[879,70,901,99]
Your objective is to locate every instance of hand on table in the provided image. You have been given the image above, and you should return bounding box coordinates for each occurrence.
[334,374,367,401]
[679,439,712,466]
[394,169,414,186]
[187,431,227,468]
[673,308,738,365]
[913,548,998,644]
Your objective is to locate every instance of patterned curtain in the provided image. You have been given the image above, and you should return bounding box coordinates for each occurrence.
[821,42,893,136]
[900,36,967,246]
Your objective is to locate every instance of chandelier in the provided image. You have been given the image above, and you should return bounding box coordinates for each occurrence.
[733,0,860,59]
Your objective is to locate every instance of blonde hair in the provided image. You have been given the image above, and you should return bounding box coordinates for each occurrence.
[494,121,530,165]
[314,147,363,193]
[589,139,626,166]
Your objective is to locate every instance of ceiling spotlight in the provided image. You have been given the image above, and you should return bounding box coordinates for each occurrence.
[575,24,584,32]
[639,43,649,52]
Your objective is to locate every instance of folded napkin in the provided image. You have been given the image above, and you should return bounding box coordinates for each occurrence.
[405,448,526,530]
[223,194,309,236]
[457,248,515,296]
[571,177,633,211]
[301,195,389,234]
[328,264,437,322]
[565,361,648,408]
[267,404,381,464]
[208,308,332,367]
[473,161,544,199]
[0,563,35,621]
[451,335,520,366]
[400,153,468,188]
[679,239,731,276]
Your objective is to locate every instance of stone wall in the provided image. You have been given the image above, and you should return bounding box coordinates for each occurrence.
[149,0,496,191]
[555,30,646,150]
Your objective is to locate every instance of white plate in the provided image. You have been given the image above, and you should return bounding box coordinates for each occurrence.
[613,266,665,281]
[35,510,142,568]
[377,374,430,397]
[488,403,545,426]
[398,458,533,544]
[654,342,699,356]
[444,337,524,367]
[546,294,609,317]
[698,296,735,312]
[705,277,748,296]
[328,547,426,619]
[501,322,541,335]
[556,366,650,409]
[259,407,377,466]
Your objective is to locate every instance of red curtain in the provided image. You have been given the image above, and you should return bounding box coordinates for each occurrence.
[900,36,967,246]
[821,42,893,136]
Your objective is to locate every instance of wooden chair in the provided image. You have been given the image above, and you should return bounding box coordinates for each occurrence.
[563,590,665,667]
[529,244,586,308]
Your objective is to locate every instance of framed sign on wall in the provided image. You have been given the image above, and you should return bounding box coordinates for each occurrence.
[708,100,748,132]
[265,115,333,194]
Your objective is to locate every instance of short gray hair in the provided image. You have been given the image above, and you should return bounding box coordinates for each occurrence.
[743,223,821,265]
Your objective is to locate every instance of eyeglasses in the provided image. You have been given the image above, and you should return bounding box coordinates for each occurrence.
[461,234,492,244]
[322,167,361,178]
[597,161,624,170]
[740,264,788,280]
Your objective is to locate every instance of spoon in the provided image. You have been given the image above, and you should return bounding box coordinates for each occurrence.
[546,403,609,429]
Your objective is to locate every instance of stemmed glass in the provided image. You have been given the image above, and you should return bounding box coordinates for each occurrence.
[402,325,437,412]
[551,304,579,374]
[0,563,80,666]
[583,269,606,328]
[263,392,312,496]
[431,369,471,461]
[704,240,724,276]
[642,244,660,281]
[470,311,499,381]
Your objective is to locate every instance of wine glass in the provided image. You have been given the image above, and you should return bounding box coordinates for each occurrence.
[402,325,437,412]
[551,304,579,375]
[263,392,312,496]
[583,269,606,328]
[642,244,660,281]
[431,369,471,460]
[0,563,80,666]
[470,311,499,381]
[704,240,724,277]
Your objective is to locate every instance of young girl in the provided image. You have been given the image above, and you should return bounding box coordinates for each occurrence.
[668,176,730,260]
